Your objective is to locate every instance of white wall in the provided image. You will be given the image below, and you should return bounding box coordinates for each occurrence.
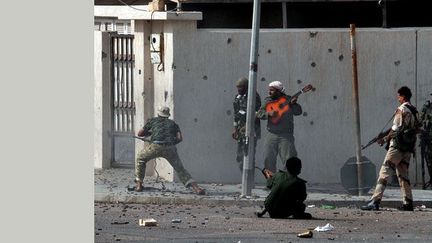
[165,27,432,184]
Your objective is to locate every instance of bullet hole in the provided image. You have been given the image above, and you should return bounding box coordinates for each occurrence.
[164,91,168,101]
[267,49,272,53]
[328,48,333,53]
[339,55,344,61]
[187,69,190,72]
[309,31,318,38]
[297,79,302,84]
[223,90,226,93]
[333,95,337,100]
[310,121,314,125]
[394,60,401,66]
[172,64,176,70]
[227,38,232,44]
[138,69,142,74]
[311,62,316,67]
[261,77,266,82]
[303,112,308,116]
[203,75,208,80]
[194,118,198,122]
[226,110,231,116]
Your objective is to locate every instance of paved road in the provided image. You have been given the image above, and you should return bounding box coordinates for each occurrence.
[95,202,432,242]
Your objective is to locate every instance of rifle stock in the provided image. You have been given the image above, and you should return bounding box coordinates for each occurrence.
[362,128,391,150]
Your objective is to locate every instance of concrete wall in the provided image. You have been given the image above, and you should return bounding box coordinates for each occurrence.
[166,27,432,184]
[94,31,112,169]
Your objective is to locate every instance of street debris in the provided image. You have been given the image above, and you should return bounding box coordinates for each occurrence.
[139,218,158,227]
[307,205,316,208]
[314,223,334,232]
[321,205,336,209]
[171,219,182,223]
[297,230,313,238]
[111,221,129,225]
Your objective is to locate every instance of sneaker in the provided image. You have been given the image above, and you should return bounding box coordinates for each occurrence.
[397,203,414,211]
[360,200,380,211]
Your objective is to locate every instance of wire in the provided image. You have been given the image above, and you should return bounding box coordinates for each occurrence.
[153,160,166,190]
[116,0,179,12]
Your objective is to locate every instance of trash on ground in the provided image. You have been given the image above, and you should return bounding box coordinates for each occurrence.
[171,219,182,223]
[139,218,158,227]
[297,230,313,238]
[314,223,334,232]
[321,205,336,209]
[111,221,129,225]
[307,205,316,208]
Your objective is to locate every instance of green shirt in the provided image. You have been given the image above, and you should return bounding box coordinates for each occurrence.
[142,117,180,144]
[264,171,307,218]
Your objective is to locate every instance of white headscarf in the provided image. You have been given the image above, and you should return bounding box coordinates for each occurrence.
[269,81,285,92]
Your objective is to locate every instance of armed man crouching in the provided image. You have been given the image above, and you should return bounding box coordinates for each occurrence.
[255,157,312,219]
[134,106,205,195]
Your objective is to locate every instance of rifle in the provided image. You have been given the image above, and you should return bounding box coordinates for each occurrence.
[133,135,151,142]
[361,128,391,150]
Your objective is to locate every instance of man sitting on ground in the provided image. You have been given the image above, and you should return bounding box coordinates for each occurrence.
[256,157,312,219]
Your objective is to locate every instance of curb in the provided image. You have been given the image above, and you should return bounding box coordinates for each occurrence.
[95,193,432,208]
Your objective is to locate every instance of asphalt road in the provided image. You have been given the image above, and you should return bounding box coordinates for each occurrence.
[95,202,432,242]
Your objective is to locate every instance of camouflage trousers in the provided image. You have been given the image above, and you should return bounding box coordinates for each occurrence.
[236,137,258,171]
[264,132,297,173]
[371,146,413,204]
[135,143,195,187]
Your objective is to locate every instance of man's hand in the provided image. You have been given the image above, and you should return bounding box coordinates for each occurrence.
[232,128,238,140]
[267,110,277,117]
[377,137,385,146]
[263,168,274,179]
[137,128,145,137]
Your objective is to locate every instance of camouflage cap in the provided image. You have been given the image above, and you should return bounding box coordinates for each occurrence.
[236,77,248,87]
[157,106,170,118]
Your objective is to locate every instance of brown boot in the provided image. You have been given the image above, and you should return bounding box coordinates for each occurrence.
[190,182,205,195]
[135,180,143,192]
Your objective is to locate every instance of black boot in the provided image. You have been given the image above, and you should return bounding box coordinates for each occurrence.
[397,203,414,211]
[360,200,380,211]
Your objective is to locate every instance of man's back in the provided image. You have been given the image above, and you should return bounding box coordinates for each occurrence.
[144,117,180,144]
[264,171,307,218]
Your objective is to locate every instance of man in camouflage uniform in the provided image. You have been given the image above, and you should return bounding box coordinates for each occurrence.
[420,94,432,188]
[232,77,261,171]
[134,106,205,195]
[257,81,302,173]
[255,157,312,219]
[362,86,419,211]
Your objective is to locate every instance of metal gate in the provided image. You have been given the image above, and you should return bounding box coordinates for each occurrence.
[111,34,136,167]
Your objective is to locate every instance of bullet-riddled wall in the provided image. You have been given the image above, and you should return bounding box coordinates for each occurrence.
[159,24,432,184]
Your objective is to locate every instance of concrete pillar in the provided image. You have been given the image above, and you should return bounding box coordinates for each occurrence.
[94,31,112,169]
[132,20,156,177]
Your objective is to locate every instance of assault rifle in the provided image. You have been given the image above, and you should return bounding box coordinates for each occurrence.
[361,128,391,150]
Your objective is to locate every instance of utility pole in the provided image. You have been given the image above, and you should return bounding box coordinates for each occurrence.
[242,0,261,197]
[350,24,364,196]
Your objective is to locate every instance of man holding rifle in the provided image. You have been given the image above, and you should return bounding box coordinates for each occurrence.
[134,106,205,195]
[362,86,420,211]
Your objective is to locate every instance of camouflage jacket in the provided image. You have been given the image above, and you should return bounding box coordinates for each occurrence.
[233,92,261,141]
[142,117,181,144]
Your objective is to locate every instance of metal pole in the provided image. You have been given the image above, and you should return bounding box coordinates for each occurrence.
[242,0,261,197]
[349,24,364,196]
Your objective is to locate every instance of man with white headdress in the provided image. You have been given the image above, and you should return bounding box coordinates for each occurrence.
[257,81,303,173]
